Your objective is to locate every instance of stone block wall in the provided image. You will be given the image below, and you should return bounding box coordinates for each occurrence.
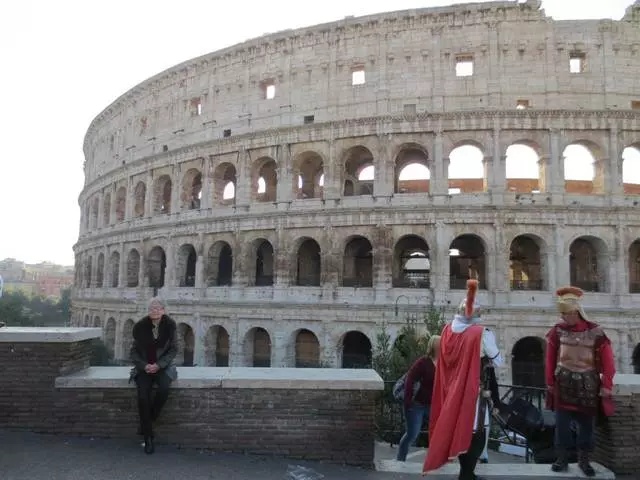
[0,327,382,468]
[594,374,640,475]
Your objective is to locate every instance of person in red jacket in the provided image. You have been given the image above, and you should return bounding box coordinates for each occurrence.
[395,334,440,461]
[545,286,615,477]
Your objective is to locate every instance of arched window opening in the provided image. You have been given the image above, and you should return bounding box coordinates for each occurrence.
[181,169,202,210]
[245,327,271,367]
[395,145,430,194]
[105,318,116,361]
[629,240,640,293]
[178,323,195,366]
[109,252,120,288]
[214,162,236,205]
[505,143,541,193]
[341,331,372,368]
[449,234,486,289]
[102,192,111,227]
[343,146,375,196]
[622,146,640,195]
[512,337,545,388]
[510,235,543,291]
[343,236,373,287]
[133,182,146,218]
[115,186,127,222]
[126,249,140,287]
[633,344,640,374]
[148,246,166,289]
[294,152,323,199]
[96,254,105,288]
[569,237,606,293]
[204,325,230,366]
[392,235,430,288]
[254,240,274,286]
[563,143,603,194]
[295,329,320,367]
[253,157,277,202]
[296,239,321,286]
[154,175,172,214]
[206,242,233,287]
[448,145,485,194]
[177,244,197,287]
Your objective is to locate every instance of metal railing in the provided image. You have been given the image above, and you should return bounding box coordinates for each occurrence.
[375,381,548,463]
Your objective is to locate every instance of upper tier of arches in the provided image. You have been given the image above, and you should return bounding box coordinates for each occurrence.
[83,2,640,183]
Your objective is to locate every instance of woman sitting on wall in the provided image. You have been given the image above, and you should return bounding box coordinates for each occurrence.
[396,335,441,462]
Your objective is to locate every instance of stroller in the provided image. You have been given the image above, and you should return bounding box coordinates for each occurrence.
[493,396,577,464]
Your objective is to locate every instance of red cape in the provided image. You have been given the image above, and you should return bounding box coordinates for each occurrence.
[423,323,483,475]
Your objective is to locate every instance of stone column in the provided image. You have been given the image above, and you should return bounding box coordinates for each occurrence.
[200,159,212,209]
[431,132,448,196]
[548,129,564,203]
[271,329,288,367]
[165,242,176,288]
[323,140,340,200]
[615,224,627,299]
[145,171,154,217]
[553,221,568,288]
[235,149,251,207]
[139,242,147,288]
[170,165,180,214]
[493,221,508,292]
[125,177,133,221]
[97,194,105,230]
[374,224,393,292]
[374,134,393,199]
[192,315,206,366]
[231,233,247,286]
[609,128,623,199]
[276,143,293,206]
[118,242,126,288]
[434,221,449,303]
[489,129,505,202]
[195,237,205,289]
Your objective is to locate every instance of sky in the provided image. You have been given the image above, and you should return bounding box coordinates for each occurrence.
[0,0,635,266]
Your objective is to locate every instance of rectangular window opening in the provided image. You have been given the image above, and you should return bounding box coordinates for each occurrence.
[352,68,365,86]
[569,52,586,73]
[516,99,530,110]
[403,104,417,115]
[223,129,231,138]
[303,115,315,124]
[448,187,461,195]
[455,55,474,77]
[265,83,276,100]
[632,101,640,110]
[190,97,202,116]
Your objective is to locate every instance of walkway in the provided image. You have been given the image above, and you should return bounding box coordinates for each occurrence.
[0,429,622,480]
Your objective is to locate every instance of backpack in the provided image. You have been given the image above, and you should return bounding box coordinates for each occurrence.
[392,372,421,403]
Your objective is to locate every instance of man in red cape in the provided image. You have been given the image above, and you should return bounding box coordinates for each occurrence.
[423,279,503,480]
[546,286,615,477]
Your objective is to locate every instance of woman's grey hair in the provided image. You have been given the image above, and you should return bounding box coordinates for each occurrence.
[426,335,441,359]
[147,297,167,311]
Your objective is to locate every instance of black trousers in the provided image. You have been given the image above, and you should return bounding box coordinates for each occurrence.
[555,409,595,452]
[458,428,486,480]
[135,371,171,437]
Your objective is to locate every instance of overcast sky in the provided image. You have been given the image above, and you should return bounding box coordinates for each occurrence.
[0,0,634,266]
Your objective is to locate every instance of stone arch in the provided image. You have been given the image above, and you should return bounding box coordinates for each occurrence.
[511,336,545,388]
[295,237,321,286]
[293,329,320,367]
[505,142,542,193]
[394,144,430,194]
[622,145,640,194]
[392,235,431,288]
[342,236,373,287]
[91,196,99,229]
[123,318,135,355]
[102,192,111,227]
[84,256,93,287]
[252,157,278,202]
[251,239,274,286]
[206,241,233,286]
[105,317,116,360]
[115,186,127,222]
[153,175,172,214]
[93,315,101,328]
[177,323,195,366]
[510,234,545,291]
[293,151,324,199]
[633,343,640,374]
[108,251,120,287]
[147,246,167,288]
[181,168,202,210]
[449,234,487,289]
[177,244,197,287]
[343,146,374,196]
[204,325,230,366]
[83,314,90,327]
[569,236,608,292]
[213,162,236,205]
[448,143,487,194]
[629,239,640,293]
[562,141,605,194]
[244,327,271,367]
[133,181,146,218]
[126,249,140,287]
[341,331,372,368]
[96,253,105,288]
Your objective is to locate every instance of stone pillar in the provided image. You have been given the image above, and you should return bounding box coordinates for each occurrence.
[609,128,623,199]
[165,242,176,288]
[235,149,251,207]
[145,171,154,217]
[374,224,393,291]
[274,228,289,287]
[374,134,393,199]
[200,159,212,210]
[139,243,147,288]
[271,328,288,367]
[276,143,293,205]
[553,222,568,288]
[490,129,505,202]
[170,166,180,214]
[431,132,448,196]
[193,315,206,366]
[493,222,508,292]
[548,129,564,203]
[97,194,104,230]
[615,224,627,299]
[231,234,247,286]
[434,221,449,303]
[195,238,205,289]
[109,183,117,226]
[323,140,340,200]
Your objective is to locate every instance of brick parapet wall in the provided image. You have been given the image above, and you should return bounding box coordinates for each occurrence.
[0,328,382,467]
[594,374,640,475]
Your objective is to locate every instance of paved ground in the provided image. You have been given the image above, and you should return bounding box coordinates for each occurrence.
[0,429,631,480]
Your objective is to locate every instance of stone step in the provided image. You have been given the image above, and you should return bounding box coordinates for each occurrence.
[374,459,615,478]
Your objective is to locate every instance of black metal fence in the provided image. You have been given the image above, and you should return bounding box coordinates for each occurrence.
[375,381,547,463]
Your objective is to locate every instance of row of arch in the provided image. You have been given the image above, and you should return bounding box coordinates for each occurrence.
[91,316,372,369]
[82,141,640,231]
[77,233,640,294]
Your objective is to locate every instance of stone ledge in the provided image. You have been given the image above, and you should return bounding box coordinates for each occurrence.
[0,327,101,343]
[612,374,640,396]
[375,459,615,478]
[54,366,384,390]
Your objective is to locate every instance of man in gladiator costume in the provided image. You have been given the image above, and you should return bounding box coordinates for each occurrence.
[546,286,615,477]
[423,279,503,480]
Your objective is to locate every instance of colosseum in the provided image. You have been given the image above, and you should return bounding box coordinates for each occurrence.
[73,0,640,385]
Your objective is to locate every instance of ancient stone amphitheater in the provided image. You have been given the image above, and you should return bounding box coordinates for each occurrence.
[73,0,640,384]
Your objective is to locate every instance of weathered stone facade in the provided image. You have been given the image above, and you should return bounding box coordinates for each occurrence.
[73,1,640,384]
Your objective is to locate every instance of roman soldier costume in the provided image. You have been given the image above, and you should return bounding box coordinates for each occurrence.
[423,280,503,480]
[545,286,615,477]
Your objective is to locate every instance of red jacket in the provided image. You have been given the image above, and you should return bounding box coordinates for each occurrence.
[404,356,436,410]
